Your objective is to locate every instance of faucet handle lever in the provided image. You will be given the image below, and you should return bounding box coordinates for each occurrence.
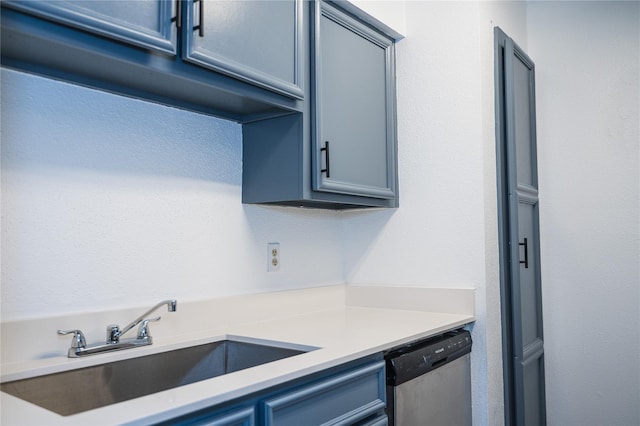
[107,324,121,344]
[57,329,87,349]
[137,316,161,339]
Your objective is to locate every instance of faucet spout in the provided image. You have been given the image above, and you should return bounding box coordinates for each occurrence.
[110,299,177,343]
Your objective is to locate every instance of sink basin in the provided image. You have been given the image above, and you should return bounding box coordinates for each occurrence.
[1,339,311,416]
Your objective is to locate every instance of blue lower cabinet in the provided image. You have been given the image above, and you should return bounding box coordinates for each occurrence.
[263,361,386,426]
[158,358,386,426]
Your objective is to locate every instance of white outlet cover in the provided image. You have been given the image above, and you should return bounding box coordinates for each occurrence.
[268,243,280,272]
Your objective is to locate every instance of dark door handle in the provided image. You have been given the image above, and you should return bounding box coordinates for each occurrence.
[171,0,182,29]
[321,141,330,178]
[193,0,204,37]
[519,238,529,269]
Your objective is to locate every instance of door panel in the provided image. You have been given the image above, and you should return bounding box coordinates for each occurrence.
[522,355,544,426]
[517,201,541,348]
[514,58,535,187]
[319,13,388,190]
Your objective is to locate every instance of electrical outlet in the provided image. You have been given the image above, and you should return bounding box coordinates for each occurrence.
[268,243,280,272]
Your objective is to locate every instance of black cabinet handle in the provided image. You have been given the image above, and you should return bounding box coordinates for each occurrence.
[194,0,204,37]
[321,141,330,178]
[519,238,529,269]
[171,0,182,29]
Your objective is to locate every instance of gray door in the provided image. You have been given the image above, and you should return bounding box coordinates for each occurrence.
[495,28,546,426]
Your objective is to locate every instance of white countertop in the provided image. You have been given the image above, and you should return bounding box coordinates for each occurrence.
[0,285,475,425]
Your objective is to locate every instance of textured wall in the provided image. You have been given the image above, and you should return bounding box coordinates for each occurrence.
[341,3,528,425]
[349,0,406,36]
[528,2,640,425]
[0,69,344,320]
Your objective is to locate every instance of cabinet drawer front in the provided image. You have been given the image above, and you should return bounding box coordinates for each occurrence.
[263,361,386,426]
[3,0,177,54]
[362,415,388,426]
[176,406,255,426]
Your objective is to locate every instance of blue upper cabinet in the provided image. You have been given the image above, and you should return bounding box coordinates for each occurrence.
[242,1,399,209]
[2,0,177,55]
[1,0,302,121]
[312,1,397,201]
[3,0,303,99]
[184,0,304,99]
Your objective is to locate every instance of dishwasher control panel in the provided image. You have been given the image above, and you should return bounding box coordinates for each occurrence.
[385,329,472,386]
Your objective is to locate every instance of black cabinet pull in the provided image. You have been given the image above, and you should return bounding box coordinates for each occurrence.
[171,0,182,29]
[519,238,529,269]
[193,0,204,37]
[321,141,330,178]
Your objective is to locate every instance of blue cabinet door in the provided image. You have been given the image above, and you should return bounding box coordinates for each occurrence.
[184,0,304,99]
[154,357,386,425]
[312,1,397,201]
[262,361,386,426]
[3,0,177,54]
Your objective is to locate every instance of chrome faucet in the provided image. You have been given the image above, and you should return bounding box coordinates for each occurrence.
[58,299,177,358]
[107,299,177,344]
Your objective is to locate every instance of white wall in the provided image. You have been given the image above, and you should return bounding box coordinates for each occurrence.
[343,2,640,425]
[343,4,489,422]
[528,2,640,425]
[0,69,345,320]
[349,0,406,36]
[342,3,529,425]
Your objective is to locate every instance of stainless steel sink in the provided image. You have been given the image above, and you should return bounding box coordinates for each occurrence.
[1,339,311,416]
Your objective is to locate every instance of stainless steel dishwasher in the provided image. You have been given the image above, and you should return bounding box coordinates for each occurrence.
[385,329,472,426]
